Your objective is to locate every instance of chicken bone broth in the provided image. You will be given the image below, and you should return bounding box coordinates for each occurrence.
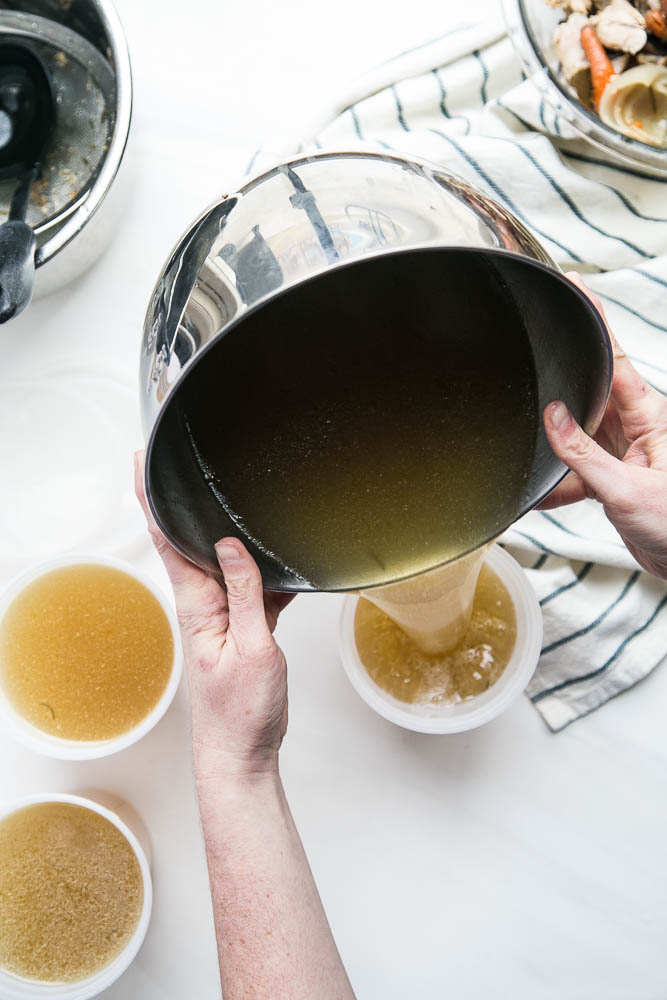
[178,252,539,590]
[0,564,174,740]
[0,802,143,983]
[355,562,517,705]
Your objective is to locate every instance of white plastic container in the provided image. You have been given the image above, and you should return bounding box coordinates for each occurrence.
[0,792,152,1000]
[0,553,182,759]
[339,545,543,734]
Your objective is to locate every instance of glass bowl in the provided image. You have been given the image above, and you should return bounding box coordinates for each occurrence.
[503,0,667,175]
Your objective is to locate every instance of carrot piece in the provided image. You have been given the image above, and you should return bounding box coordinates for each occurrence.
[581,25,615,110]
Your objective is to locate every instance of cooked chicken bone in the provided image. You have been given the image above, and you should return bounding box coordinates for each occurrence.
[592,0,647,53]
[554,12,592,87]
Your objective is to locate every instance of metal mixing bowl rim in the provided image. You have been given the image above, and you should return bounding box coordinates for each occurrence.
[502,0,667,175]
[144,243,613,593]
[32,0,133,267]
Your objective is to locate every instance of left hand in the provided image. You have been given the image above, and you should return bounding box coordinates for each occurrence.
[134,453,295,782]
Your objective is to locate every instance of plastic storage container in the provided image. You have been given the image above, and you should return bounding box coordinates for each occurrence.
[0,792,152,999]
[339,545,543,734]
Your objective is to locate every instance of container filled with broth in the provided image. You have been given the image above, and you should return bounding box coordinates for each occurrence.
[339,545,543,733]
[0,793,151,999]
[0,554,182,759]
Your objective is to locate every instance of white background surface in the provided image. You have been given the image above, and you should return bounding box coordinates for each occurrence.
[2,1,667,997]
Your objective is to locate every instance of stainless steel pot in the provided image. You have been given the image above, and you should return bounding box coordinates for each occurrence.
[0,0,132,303]
[141,150,612,591]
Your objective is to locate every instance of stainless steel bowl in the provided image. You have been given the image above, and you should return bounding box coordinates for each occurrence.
[1,0,132,299]
[503,0,667,175]
[141,150,612,591]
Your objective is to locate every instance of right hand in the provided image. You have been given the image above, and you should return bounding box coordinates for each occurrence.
[134,453,295,782]
[540,273,667,581]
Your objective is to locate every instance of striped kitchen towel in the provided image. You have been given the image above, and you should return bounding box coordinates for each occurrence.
[248,15,667,731]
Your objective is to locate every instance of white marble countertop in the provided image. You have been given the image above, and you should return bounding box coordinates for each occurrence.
[2,1,667,997]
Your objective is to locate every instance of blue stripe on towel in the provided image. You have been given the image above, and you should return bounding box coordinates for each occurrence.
[599,187,667,225]
[539,510,582,539]
[635,267,667,290]
[538,98,547,133]
[540,511,624,548]
[510,529,561,555]
[495,101,535,133]
[533,592,667,701]
[432,69,471,135]
[540,562,593,607]
[472,49,489,104]
[554,158,667,225]
[392,84,409,131]
[245,146,261,176]
[349,106,363,140]
[597,291,667,338]
[541,571,640,655]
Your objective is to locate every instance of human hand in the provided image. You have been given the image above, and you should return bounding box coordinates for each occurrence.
[540,272,667,581]
[134,453,294,782]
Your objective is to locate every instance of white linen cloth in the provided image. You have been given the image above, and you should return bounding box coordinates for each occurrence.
[250,15,667,731]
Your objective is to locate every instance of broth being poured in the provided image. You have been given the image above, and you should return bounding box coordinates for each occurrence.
[355,562,517,704]
[177,252,539,590]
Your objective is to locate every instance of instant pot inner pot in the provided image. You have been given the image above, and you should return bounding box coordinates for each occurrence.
[0,8,116,240]
[146,247,611,592]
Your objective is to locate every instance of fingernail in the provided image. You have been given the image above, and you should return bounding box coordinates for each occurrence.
[216,540,240,563]
[548,401,570,430]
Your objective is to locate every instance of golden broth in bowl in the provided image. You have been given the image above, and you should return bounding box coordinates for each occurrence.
[0,563,174,741]
[0,801,144,983]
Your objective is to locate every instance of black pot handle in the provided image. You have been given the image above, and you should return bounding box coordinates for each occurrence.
[0,220,36,323]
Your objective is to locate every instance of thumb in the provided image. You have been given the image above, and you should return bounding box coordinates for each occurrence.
[215,537,272,650]
[543,401,625,506]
